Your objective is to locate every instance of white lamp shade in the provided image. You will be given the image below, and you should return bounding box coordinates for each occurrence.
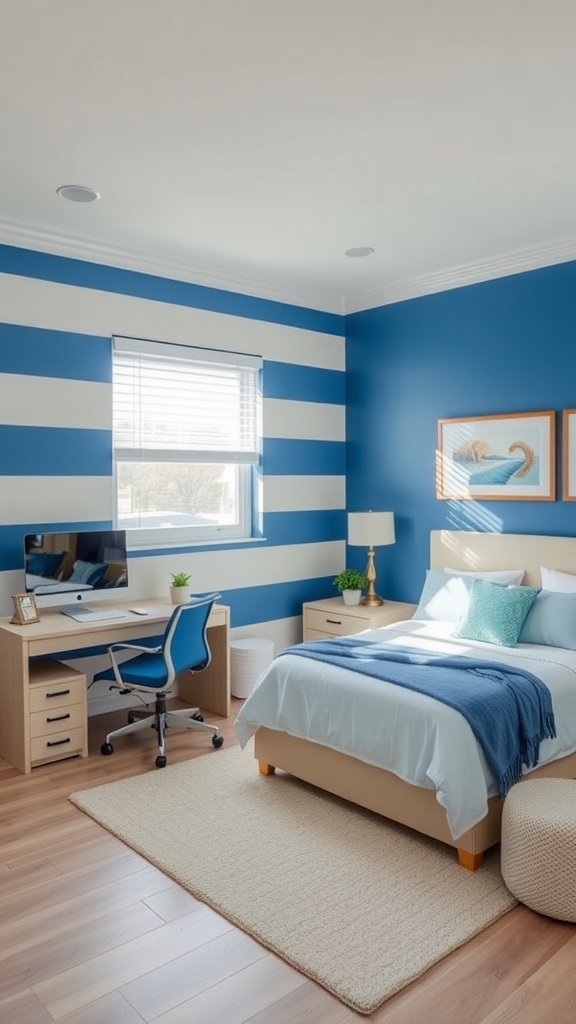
[348,511,395,547]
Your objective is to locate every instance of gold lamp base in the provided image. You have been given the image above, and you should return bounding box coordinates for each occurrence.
[360,546,384,606]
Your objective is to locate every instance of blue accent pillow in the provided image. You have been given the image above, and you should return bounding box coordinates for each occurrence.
[413,569,475,622]
[519,591,576,650]
[454,579,540,647]
[26,551,65,577]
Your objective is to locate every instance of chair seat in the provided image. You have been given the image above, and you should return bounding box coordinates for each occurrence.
[95,652,168,689]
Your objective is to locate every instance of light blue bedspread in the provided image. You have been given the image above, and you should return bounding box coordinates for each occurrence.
[281,638,556,797]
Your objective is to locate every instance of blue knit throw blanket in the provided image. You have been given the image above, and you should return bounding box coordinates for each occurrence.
[281,638,556,796]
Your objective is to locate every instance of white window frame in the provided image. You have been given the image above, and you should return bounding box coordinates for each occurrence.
[112,336,262,550]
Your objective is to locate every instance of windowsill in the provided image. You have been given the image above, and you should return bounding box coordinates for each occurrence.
[128,536,268,555]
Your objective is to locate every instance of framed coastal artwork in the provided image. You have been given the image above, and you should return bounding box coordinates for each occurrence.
[436,411,555,501]
[563,409,576,500]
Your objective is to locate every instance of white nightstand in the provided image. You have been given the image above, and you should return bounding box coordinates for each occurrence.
[302,596,417,642]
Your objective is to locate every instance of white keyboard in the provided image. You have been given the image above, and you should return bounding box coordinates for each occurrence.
[59,606,127,622]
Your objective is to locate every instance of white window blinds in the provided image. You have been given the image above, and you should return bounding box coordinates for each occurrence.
[113,336,262,465]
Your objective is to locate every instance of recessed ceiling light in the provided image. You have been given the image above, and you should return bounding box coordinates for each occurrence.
[344,246,375,258]
[56,184,101,204]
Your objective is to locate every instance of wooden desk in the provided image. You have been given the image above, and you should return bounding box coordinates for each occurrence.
[0,598,230,774]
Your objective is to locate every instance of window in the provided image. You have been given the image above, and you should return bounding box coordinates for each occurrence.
[112,336,262,548]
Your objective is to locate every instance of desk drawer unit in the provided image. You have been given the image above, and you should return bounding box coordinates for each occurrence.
[29,661,88,767]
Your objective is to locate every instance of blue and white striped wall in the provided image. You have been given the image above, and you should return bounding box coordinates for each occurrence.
[0,245,345,713]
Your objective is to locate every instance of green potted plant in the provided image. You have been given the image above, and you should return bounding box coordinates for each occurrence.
[170,570,191,605]
[333,568,367,606]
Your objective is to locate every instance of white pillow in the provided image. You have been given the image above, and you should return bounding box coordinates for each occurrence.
[540,566,576,593]
[444,567,525,586]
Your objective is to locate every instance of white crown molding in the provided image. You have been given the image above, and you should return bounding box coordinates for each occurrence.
[3,219,575,319]
[0,220,345,317]
[344,237,576,314]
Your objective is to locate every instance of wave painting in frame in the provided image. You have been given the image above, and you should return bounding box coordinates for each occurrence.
[436,411,555,500]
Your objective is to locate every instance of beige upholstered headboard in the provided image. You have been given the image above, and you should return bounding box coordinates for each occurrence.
[430,530,576,588]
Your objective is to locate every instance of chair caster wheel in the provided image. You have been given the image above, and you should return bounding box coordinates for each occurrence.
[212,734,224,748]
[155,755,167,768]
[193,712,204,722]
[101,742,114,756]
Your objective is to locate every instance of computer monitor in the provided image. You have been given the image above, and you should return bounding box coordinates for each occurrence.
[24,529,129,610]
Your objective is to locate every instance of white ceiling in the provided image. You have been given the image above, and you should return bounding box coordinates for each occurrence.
[2,0,576,314]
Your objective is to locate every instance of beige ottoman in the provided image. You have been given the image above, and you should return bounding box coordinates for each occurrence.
[501,778,576,921]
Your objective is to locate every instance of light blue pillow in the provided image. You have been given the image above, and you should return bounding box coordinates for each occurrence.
[69,559,108,586]
[413,569,475,622]
[519,591,576,650]
[454,579,540,647]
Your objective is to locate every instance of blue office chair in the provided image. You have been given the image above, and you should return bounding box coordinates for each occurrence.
[96,593,224,768]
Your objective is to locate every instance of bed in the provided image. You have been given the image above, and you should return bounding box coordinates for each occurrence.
[235,530,576,869]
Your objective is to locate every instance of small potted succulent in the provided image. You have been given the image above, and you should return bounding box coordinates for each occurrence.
[333,568,367,606]
[170,570,191,605]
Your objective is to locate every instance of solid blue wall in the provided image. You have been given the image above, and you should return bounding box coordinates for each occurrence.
[346,261,576,603]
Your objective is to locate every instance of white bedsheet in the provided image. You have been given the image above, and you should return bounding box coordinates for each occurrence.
[235,619,576,839]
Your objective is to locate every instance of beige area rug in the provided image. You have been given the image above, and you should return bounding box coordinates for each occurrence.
[70,745,516,1015]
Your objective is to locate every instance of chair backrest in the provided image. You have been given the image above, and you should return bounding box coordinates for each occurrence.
[162,592,221,685]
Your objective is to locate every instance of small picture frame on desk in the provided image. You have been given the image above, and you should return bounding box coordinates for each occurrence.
[11,592,40,625]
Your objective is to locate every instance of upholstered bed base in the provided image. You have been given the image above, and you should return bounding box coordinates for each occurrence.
[255,727,576,870]
[253,530,576,869]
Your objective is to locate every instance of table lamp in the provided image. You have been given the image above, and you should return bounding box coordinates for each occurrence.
[347,511,395,607]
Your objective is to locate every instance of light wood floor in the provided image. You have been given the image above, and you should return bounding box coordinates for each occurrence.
[2,697,576,1024]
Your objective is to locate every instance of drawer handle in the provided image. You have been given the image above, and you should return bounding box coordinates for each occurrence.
[326,618,342,625]
[47,713,71,723]
[45,689,71,699]
[46,738,71,748]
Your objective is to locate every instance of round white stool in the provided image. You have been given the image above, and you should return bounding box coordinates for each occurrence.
[501,778,576,921]
[230,638,274,699]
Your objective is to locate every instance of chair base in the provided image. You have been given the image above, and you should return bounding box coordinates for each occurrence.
[101,693,223,767]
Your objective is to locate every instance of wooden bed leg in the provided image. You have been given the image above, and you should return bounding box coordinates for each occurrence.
[457,849,484,871]
[258,760,276,776]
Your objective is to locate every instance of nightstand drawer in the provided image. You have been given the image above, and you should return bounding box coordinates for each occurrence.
[305,608,367,637]
[302,597,417,643]
[303,627,335,642]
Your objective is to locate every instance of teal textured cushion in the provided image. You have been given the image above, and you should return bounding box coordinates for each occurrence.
[454,579,540,647]
[519,591,576,649]
[413,569,474,622]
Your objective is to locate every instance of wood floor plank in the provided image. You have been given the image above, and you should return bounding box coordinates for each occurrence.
[58,991,147,1024]
[120,928,268,1020]
[244,978,359,1023]
[151,954,306,1024]
[0,855,62,894]
[0,901,164,1001]
[0,859,173,934]
[32,905,234,1019]
[0,989,54,1024]
[479,932,576,1024]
